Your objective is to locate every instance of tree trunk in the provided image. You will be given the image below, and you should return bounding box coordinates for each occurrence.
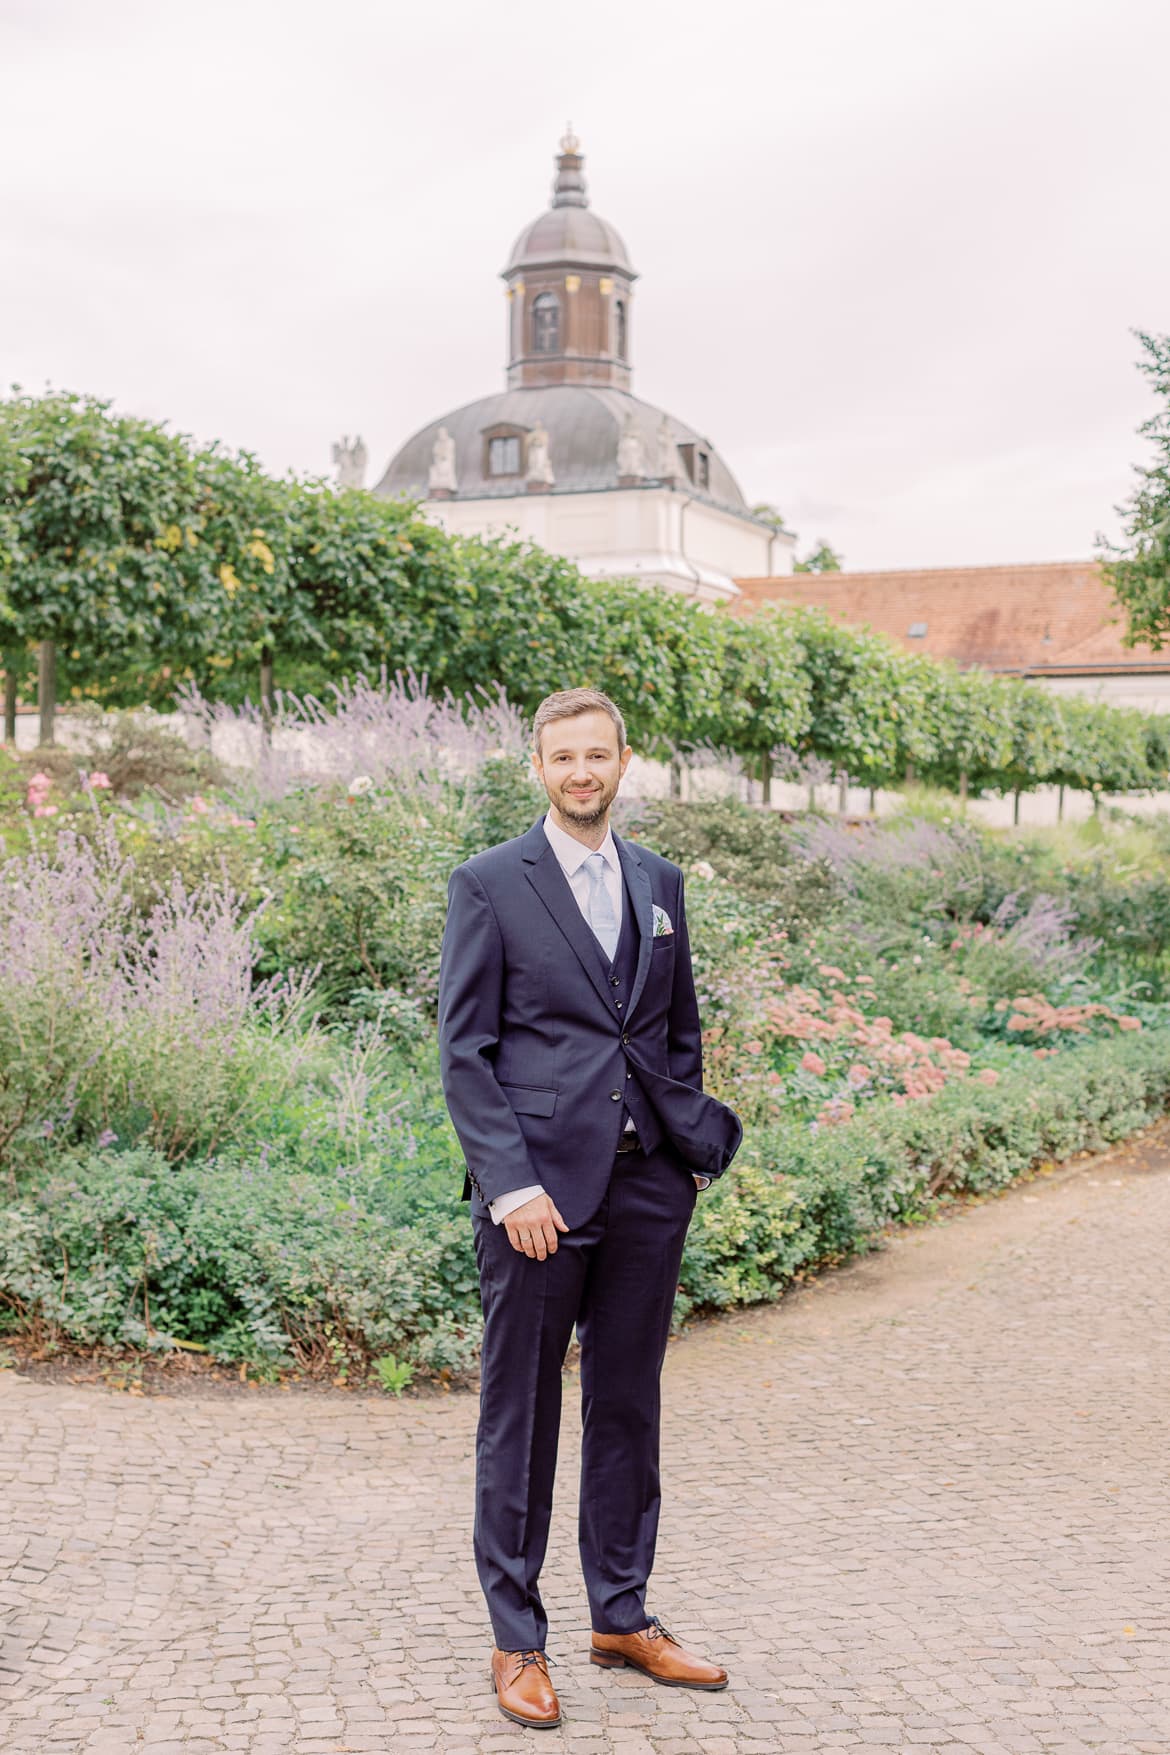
[807,780,816,812]
[760,753,772,806]
[1012,788,1021,826]
[837,772,849,814]
[867,786,877,815]
[2,656,16,744]
[958,769,969,812]
[1057,783,1065,822]
[259,643,275,738]
[904,761,916,787]
[669,753,683,800]
[37,639,56,747]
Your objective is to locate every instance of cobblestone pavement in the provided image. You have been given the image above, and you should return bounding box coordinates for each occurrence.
[4,1133,1170,1755]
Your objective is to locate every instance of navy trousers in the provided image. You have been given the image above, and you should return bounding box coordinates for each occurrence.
[471,1143,697,1651]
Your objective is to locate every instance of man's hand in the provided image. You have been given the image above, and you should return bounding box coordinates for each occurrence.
[504,1192,570,1260]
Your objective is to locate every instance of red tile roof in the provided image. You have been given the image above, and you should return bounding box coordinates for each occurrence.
[733,561,1170,676]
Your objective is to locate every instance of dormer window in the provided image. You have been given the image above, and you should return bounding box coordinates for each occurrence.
[488,435,521,475]
[678,443,710,490]
[532,292,560,354]
[482,422,528,479]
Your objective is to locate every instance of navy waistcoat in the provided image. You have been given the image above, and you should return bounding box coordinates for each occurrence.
[592,868,659,1146]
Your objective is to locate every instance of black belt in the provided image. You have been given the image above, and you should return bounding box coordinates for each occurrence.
[615,1130,643,1155]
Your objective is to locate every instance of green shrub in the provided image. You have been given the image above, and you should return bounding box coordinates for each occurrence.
[0,1145,482,1375]
[6,1032,1169,1373]
[678,1028,1170,1316]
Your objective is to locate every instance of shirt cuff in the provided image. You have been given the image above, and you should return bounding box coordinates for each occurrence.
[692,1174,711,1190]
[489,1184,545,1225]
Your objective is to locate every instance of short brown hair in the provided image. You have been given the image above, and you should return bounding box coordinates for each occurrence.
[532,688,627,756]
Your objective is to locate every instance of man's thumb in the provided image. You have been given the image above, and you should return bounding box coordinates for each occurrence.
[551,1203,570,1233]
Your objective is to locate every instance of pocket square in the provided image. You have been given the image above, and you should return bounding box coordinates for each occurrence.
[652,904,674,937]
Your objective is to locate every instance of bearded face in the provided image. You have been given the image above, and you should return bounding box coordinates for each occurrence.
[533,710,632,834]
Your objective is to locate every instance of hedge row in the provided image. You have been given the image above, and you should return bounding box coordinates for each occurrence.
[1,390,1167,798]
[3,1030,1166,1378]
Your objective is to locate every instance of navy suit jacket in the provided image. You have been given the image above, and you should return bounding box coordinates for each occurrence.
[438,816,742,1229]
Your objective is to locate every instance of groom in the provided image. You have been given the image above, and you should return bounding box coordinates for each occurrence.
[438,687,742,1729]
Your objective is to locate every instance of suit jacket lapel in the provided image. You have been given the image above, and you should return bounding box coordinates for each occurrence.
[522,820,616,1014]
[615,833,654,1023]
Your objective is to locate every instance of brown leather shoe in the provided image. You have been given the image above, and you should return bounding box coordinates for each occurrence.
[490,1648,561,1727]
[590,1616,728,1690]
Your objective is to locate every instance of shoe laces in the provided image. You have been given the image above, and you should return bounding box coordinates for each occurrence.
[512,1649,552,1675]
[645,1616,678,1645]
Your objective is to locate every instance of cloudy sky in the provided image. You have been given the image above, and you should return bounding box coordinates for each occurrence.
[3,0,1167,570]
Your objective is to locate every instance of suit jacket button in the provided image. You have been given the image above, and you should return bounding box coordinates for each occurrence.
[609,1089,622,1101]
[621,1032,630,1044]
[610,976,621,987]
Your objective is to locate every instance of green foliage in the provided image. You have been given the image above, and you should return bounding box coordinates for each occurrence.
[6,1031,1168,1369]
[794,540,843,573]
[624,794,836,919]
[0,1145,482,1374]
[3,390,1166,801]
[679,1029,1170,1315]
[1104,330,1170,648]
[373,1353,416,1395]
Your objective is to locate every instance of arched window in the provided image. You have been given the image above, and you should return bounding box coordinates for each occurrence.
[614,298,627,361]
[532,292,560,354]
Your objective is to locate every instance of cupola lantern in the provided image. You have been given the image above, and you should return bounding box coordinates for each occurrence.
[502,131,637,391]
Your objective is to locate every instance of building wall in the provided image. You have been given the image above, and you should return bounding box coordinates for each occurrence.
[1035,673,1170,715]
[424,486,794,600]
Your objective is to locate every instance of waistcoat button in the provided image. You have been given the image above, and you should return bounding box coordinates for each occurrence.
[609,1089,622,1101]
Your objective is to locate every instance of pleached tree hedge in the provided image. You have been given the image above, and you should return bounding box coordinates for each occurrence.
[1,389,1166,801]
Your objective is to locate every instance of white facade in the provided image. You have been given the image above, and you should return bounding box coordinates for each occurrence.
[423,484,793,602]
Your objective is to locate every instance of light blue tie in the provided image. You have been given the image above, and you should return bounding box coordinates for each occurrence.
[583,852,620,963]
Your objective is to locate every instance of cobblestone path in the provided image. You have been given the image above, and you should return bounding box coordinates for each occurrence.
[4,1131,1170,1755]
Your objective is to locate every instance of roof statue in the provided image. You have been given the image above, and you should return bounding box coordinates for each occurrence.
[332,434,367,490]
[617,410,646,484]
[526,420,555,489]
[427,425,457,496]
[655,415,678,483]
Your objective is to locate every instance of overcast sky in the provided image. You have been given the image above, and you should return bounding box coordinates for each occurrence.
[3,0,1167,571]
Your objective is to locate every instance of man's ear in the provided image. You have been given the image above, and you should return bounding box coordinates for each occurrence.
[619,745,633,776]
[531,749,544,780]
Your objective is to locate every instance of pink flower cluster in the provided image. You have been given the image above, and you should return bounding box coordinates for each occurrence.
[26,771,57,818]
[764,973,990,1125]
[995,994,1142,1037]
[183,794,254,830]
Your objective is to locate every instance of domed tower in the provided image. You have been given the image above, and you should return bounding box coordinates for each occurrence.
[502,130,637,392]
[370,133,795,598]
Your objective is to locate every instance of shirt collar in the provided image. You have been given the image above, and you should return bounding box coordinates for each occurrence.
[543,813,620,879]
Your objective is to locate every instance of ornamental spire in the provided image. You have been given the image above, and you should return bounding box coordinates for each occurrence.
[552,125,588,209]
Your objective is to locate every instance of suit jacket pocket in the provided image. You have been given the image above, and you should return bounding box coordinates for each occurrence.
[499,1082,558,1117]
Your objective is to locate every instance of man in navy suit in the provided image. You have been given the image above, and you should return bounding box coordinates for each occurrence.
[439,688,742,1729]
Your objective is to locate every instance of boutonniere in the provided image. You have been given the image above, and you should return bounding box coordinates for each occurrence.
[652,904,674,937]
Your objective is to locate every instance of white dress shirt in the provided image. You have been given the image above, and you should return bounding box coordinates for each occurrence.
[487,815,707,1224]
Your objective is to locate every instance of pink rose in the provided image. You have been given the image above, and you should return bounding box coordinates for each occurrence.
[86,770,112,790]
[846,1063,872,1085]
[33,803,58,817]
[800,1050,827,1076]
[977,1068,1000,1086]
